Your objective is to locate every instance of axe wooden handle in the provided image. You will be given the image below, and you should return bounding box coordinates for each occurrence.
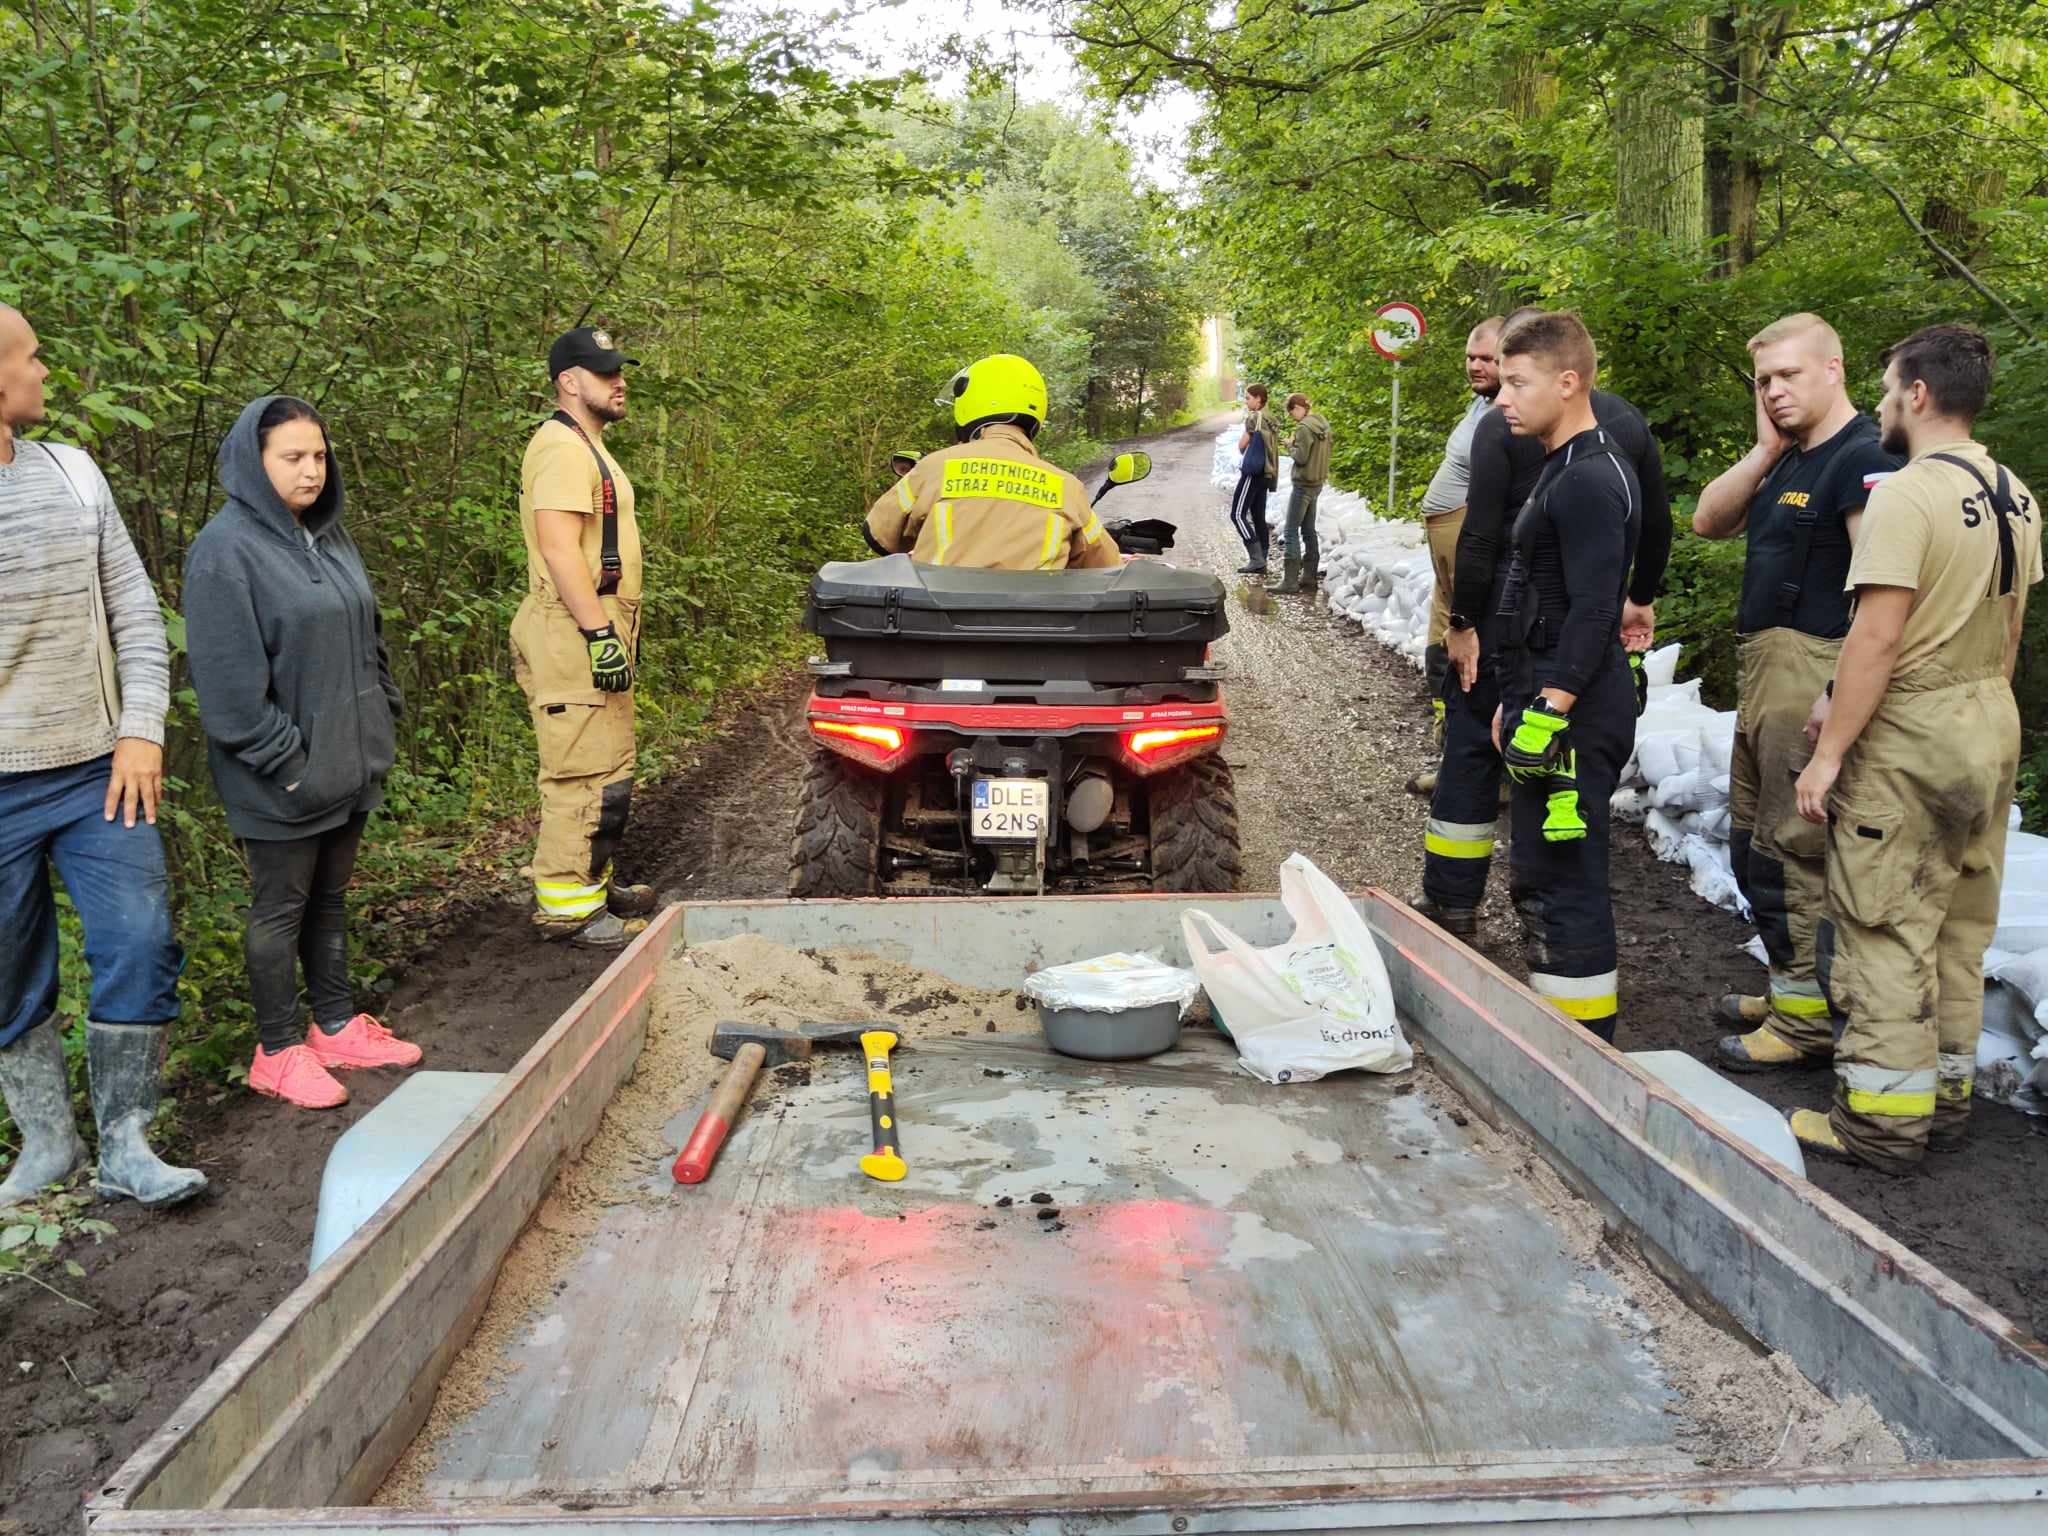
[673,1041,766,1184]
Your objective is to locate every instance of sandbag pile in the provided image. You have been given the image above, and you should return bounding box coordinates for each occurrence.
[1227,434,2048,1114]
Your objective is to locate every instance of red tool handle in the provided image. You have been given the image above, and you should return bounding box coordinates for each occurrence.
[672,1042,765,1184]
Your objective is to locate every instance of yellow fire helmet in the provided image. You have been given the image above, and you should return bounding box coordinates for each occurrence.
[938,353,1048,433]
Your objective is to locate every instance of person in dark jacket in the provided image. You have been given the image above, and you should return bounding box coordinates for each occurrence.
[183,397,421,1110]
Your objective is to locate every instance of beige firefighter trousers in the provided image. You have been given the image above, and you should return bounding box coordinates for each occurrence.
[510,594,639,922]
[1817,605,2018,1172]
[1730,628,1841,1053]
[1425,505,1465,652]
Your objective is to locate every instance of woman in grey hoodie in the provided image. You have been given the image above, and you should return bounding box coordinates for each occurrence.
[183,397,422,1109]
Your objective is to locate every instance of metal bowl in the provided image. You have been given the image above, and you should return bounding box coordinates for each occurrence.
[1037,999,1182,1061]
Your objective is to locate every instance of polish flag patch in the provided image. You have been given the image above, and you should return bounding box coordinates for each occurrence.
[1863,471,1893,490]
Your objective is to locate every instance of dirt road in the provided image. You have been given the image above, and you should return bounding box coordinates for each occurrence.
[5,417,2041,1534]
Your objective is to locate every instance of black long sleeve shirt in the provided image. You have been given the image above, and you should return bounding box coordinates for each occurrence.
[1492,426,1643,696]
[1453,390,1670,628]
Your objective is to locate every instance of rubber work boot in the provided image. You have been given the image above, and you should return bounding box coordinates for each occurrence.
[308,1014,423,1071]
[1405,769,1437,798]
[1300,560,1319,594]
[1714,1025,1819,1074]
[607,881,659,918]
[87,1023,208,1207]
[1716,993,1771,1028]
[1411,895,1478,941]
[249,1043,349,1110]
[0,1020,88,1206]
[1271,555,1302,594]
[534,910,646,949]
[1786,1107,1858,1166]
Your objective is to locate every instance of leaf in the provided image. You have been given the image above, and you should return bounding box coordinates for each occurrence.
[0,1225,33,1252]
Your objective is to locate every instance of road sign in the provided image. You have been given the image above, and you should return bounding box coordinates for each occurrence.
[1371,301,1426,361]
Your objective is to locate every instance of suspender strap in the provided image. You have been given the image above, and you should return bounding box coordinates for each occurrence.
[1927,453,2020,598]
[550,410,622,596]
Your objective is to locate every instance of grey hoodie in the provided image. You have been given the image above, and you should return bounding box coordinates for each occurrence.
[182,397,402,840]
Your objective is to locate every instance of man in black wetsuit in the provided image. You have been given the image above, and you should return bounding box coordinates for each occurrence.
[1484,311,1643,1044]
[1416,307,1670,941]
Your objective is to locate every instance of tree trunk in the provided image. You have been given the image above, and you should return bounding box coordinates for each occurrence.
[1922,170,2007,278]
[1495,53,1559,209]
[1615,18,1707,256]
[1704,6,1791,275]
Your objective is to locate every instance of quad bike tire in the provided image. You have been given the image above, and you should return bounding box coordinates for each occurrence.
[1148,754,1243,893]
[789,749,884,898]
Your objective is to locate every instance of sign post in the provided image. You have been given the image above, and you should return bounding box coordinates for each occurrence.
[1371,300,1426,515]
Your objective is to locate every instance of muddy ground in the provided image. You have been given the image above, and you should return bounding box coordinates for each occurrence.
[4,417,2042,1533]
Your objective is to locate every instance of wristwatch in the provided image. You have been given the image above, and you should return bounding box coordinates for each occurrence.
[1448,612,1475,632]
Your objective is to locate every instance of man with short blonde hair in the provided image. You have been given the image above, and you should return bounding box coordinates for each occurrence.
[1694,311,1900,1071]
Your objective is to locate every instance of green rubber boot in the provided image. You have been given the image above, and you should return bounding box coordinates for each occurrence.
[0,1020,87,1207]
[1272,555,1303,594]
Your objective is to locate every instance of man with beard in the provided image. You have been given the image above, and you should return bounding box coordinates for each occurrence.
[1788,323,2039,1171]
[1414,308,1669,936]
[510,327,658,947]
[1692,313,1900,1070]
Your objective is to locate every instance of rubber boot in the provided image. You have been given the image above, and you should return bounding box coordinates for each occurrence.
[1300,559,1319,596]
[1405,769,1437,797]
[0,1020,87,1206]
[1272,554,1302,594]
[1411,896,1477,941]
[86,1023,208,1208]
[1714,1025,1822,1074]
[607,881,659,918]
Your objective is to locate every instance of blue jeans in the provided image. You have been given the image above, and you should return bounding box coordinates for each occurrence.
[1283,482,1322,568]
[0,755,182,1046]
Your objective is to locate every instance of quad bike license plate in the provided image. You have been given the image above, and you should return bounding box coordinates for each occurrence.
[970,778,1048,842]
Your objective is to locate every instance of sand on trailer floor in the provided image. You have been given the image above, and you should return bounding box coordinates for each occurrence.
[377,936,1901,1505]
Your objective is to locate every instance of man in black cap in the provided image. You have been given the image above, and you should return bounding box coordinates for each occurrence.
[508,326,657,947]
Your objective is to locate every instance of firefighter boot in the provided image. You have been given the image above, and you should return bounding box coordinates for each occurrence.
[1716,1025,1823,1073]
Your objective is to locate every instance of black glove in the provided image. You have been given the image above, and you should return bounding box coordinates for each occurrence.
[581,623,634,693]
[1501,702,1571,784]
[1627,651,1648,717]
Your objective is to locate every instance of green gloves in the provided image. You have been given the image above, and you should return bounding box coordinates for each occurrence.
[1502,702,1570,784]
[1627,651,1648,717]
[1543,779,1587,843]
[581,623,634,693]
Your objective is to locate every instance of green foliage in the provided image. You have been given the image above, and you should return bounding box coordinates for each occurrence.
[1054,0,2047,822]
[0,1186,117,1311]
[0,0,1203,1119]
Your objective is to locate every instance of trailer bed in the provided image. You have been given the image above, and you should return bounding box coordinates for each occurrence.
[412,1031,1688,1506]
[89,895,2048,1533]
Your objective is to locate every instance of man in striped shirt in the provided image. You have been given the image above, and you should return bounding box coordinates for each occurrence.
[0,304,205,1208]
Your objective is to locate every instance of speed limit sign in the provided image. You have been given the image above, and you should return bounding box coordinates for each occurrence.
[1371,301,1425,360]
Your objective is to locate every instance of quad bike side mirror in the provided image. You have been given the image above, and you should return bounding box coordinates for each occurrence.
[1109,451,1152,485]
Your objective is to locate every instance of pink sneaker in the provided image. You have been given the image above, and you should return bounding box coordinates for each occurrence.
[250,1043,349,1109]
[307,1014,423,1071]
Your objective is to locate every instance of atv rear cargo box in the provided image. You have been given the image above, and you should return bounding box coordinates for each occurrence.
[805,554,1228,684]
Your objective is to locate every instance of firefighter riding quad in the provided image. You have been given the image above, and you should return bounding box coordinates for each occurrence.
[791,452,1242,897]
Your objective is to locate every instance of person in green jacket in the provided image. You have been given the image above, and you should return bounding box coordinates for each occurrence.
[1274,393,1333,593]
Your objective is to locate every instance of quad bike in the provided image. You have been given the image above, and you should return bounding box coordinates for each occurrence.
[790,452,1242,897]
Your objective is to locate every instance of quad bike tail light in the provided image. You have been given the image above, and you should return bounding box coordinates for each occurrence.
[810,717,909,769]
[1121,722,1223,774]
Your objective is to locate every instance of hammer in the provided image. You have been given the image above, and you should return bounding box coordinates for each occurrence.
[671,1021,872,1185]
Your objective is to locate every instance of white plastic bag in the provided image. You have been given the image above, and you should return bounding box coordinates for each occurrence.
[1181,854,1411,1083]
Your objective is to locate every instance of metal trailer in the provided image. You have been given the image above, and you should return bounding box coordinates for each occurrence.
[86,895,2048,1534]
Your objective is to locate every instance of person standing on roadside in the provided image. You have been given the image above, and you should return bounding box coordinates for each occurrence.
[1413,318,1504,729]
[1273,393,1332,594]
[513,327,658,948]
[183,397,423,1111]
[1693,314,1902,1073]
[1487,312,1643,1044]
[1228,384,1280,576]
[1414,307,1669,937]
[0,305,205,1206]
[1788,323,2040,1172]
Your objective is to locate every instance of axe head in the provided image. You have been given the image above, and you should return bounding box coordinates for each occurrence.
[709,1020,877,1067]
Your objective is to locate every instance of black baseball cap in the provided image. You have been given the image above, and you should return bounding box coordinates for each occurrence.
[548,326,639,380]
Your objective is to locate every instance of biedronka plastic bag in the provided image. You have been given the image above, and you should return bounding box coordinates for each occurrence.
[1181,853,1411,1083]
